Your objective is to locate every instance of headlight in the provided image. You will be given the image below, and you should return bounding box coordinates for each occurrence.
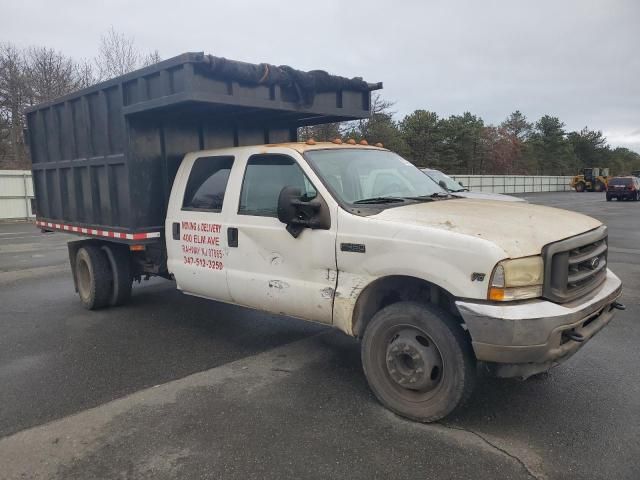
[488,256,544,301]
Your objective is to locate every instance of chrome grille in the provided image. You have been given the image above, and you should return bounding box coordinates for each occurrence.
[542,226,608,303]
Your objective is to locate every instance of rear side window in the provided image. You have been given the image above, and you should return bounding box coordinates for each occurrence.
[182,156,234,211]
[239,154,316,217]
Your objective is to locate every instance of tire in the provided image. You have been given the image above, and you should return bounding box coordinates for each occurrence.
[361,301,477,422]
[102,244,132,306]
[606,195,611,202]
[75,245,112,310]
[594,181,605,192]
[575,182,585,192]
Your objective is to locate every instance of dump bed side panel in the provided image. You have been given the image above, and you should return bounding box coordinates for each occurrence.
[27,52,380,235]
[29,83,130,231]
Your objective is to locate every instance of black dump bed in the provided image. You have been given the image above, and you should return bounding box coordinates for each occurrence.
[27,52,381,240]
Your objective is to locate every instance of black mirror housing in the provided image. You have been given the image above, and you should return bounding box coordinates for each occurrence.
[277,186,302,225]
[277,186,331,238]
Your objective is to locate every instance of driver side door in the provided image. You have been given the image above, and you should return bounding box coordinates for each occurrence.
[224,152,337,323]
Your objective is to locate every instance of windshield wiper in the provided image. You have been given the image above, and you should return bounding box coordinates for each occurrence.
[398,196,436,202]
[407,192,451,199]
[353,197,406,205]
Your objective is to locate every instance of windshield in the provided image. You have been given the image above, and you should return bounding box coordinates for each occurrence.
[305,149,446,204]
[423,169,465,192]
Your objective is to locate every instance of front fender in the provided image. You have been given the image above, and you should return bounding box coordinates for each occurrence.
[333,220,507,335]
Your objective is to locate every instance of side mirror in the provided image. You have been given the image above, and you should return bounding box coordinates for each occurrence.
[438,180,448,191]
[277,186,330,238]
[458,181,464,187]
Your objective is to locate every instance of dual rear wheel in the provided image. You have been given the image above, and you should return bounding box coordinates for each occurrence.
[75,244,132,310]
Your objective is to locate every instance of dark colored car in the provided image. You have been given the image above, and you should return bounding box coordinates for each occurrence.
[606,176,640,201]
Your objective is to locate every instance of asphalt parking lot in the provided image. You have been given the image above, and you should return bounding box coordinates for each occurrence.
[0,191,638,480]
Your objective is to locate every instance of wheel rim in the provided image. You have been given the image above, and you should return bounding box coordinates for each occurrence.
[77,256,91,300]
[385,327,443,394]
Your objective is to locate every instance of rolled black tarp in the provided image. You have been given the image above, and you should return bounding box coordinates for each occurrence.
[203,55,382,105]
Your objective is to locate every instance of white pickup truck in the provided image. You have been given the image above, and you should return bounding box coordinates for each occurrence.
[162,141,620,421]
[29,54,624,422]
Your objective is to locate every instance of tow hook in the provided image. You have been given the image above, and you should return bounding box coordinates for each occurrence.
[612,301,626,311]
[564,331,585,343]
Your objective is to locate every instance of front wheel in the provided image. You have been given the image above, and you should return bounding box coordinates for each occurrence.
[361,301,476,422]
[575,182,585,192]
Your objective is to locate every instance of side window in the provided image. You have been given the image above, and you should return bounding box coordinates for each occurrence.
[239,154,316,217]
[182,156,234,211]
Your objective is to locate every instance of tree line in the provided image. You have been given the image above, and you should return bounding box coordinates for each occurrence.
[0,28,160,169]
[2,32,638,176]
[300,96,640,176]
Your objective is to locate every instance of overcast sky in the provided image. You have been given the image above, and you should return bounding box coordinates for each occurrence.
[3,0,639,152]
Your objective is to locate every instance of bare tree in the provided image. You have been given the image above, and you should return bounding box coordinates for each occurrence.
[0,108,12,165]
[25,46,78,104]
[141,50,162,67]
[95,27,140,80]
[0,43,30,168]
[75,58,99,89]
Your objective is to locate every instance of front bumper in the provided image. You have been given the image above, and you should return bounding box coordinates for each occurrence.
[455,269,623,378]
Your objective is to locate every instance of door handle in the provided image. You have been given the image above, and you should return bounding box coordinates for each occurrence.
[172,222,180,240]
[227,227,238,247]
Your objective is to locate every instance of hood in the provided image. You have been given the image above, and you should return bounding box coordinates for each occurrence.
[453,191,526,202]
[371,198,601,257]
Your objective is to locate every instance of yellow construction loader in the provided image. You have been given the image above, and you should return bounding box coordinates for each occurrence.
[571,168,610,192]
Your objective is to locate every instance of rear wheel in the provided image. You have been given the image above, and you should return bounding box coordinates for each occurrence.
[595,181,605,192]
[75,245,112,310]
[361,301,476,422]
[575,182,585,192]
[102,244,132,306]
